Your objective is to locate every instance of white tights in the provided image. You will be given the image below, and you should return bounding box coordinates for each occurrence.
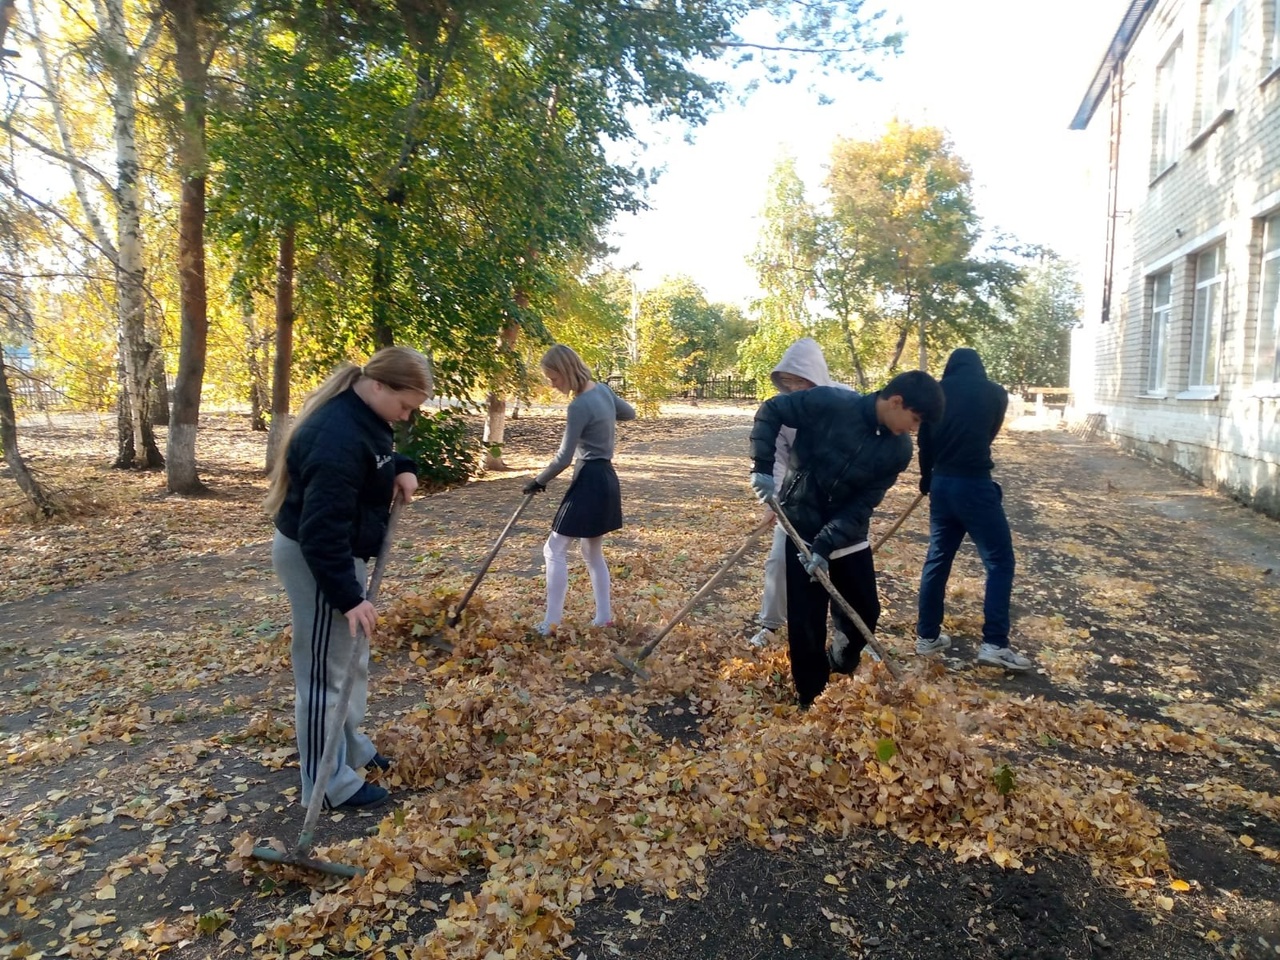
[542,532,611,626]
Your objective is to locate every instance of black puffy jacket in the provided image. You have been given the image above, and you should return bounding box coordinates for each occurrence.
[750,387,912,560]
[274,388,417,612]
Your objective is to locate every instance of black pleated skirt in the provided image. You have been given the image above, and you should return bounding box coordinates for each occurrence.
[552,458,623,538]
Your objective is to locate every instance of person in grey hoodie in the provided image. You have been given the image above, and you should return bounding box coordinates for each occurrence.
[748,338,834,649]
[914,347,1032,671]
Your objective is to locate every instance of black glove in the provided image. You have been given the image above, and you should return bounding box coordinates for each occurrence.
[919,475,931,495]
[522,479,546,495]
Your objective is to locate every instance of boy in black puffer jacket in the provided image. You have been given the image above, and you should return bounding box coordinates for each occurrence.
[749,370,944,708]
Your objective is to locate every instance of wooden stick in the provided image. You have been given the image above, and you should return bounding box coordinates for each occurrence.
[766,495,901,681]
[614,516,773,677]
[871,491,926,554]
[447,492,536,628]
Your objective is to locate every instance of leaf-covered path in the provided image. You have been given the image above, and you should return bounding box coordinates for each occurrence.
[2,408,1279,959]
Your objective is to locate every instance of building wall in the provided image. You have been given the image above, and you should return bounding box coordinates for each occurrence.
[1074,0,1280,517]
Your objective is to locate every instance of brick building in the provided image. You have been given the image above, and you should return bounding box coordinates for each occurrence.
[1070,0,1280,516]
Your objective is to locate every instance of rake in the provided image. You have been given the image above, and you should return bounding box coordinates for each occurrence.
[614,516,773,678]
[420,491,537,655]
[251,496,403,878]
[766,494,902,681]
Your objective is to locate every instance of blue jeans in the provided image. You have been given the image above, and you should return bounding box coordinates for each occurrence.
[916,475,1015,648]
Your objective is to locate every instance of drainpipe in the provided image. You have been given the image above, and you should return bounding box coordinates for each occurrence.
[1101,61,1123,325]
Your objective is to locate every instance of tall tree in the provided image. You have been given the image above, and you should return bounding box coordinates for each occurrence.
[822,120,1021,375]
[975,251,1081,392]
[18,0,166,468]
[740,157,820,389]
[161,0,213,493]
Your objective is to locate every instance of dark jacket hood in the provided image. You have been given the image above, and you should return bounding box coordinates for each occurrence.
[942,347,987,380]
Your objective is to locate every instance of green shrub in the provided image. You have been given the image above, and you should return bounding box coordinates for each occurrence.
[398,407,478,490]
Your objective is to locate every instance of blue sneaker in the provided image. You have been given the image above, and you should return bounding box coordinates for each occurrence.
[368,753,392,772]
[338,782,389,809]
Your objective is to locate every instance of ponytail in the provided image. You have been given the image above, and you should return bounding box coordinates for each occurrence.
[263,346,433,519]
[262,364,363,518]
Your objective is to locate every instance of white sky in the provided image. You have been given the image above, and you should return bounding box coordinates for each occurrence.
[606,0,1131,307]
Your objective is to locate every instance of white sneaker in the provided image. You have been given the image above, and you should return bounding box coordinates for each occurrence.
[748,627,777,649]
[915,633,951,655]
[977,643,1033,672]
[535,621,558,637]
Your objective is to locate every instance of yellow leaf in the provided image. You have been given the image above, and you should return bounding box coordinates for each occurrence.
[625,909,643,925]
[823,874,839,886]
[1239,835,1255,848]
[782,933,793,947]
[1155,896,1174,912]
[386,876,409,893]
[1169,879,1190,892]
[96,885,116,901]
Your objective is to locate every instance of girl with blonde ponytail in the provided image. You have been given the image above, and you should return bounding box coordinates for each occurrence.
[269,345,432,810]
[522,344,635,636]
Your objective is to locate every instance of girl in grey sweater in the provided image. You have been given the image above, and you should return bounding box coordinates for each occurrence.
[523,344,636,635]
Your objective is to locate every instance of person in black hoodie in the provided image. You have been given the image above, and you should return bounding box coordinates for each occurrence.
[265,346,433,809]
[914,347,1032,671]
[749,370,945,708]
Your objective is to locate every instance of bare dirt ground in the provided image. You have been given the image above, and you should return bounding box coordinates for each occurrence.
[2,403,1279,959]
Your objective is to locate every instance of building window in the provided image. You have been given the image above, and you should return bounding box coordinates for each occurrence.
[1155,42,1182,170]
[1147,272,1173,392]
[1189,244,1225,388]
[1204,0,1243,115]
[1257,214,1280,385]
[1273,0,1280,71]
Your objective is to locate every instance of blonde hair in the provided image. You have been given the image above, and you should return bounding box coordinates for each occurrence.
[264,346,433,517]
[540,344,593,395]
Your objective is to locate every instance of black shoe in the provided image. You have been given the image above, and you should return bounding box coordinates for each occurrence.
[827,631,862,675]
[796,698,813,713]
[369,752,392,772]
[338,782,389,809]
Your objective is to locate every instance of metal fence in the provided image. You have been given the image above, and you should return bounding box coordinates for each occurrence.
[9,371,62,410]
[604,376,757,401]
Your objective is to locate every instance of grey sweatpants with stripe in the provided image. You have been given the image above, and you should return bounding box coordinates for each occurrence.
[272,531,377,807]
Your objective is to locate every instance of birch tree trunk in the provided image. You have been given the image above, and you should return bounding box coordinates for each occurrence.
[107,0,162,467]
[29,0,162,468]
[0,348,56,517]
[482,319,521,470]
[164,0,209,494]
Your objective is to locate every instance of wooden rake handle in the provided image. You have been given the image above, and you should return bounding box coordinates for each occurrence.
[630,515,774,663]
[765,495,901,681]
[447,492,537,628]
[871,491,925,554]
[296,495,404,853]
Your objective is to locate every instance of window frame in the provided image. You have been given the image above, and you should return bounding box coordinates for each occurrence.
[1154,40,1183,173]
[1146,271,1174,396]
[1180,244,1226,398]
[1271,0,1280,76]
[1254,213,1280,392]
[1202,0,1243,122]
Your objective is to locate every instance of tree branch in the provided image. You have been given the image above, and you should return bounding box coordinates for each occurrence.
[0,167,118,266]
[0,119,118,198]
[714,40,879,55]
